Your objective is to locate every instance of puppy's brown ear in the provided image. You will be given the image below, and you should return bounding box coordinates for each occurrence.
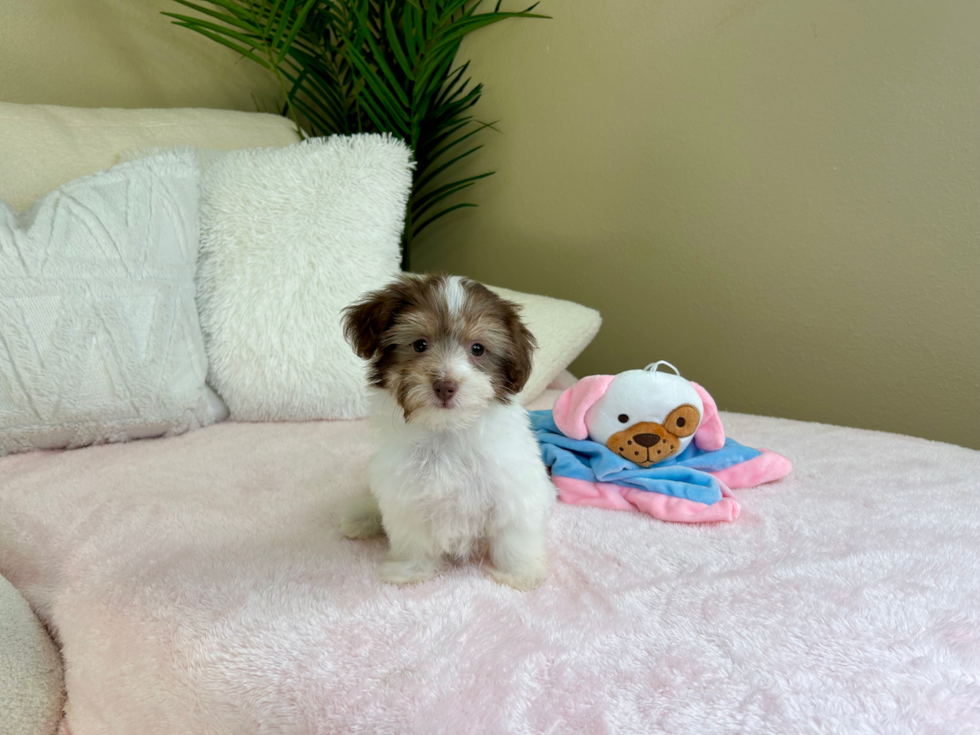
[500,301,537,396]
[342,284,405,359]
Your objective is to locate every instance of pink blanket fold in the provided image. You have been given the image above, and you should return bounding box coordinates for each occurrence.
[550,443,792,524]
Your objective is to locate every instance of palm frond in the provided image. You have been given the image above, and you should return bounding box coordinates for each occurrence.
[166,0,550,269]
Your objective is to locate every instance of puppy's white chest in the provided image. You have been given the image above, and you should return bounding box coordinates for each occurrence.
[382,435,501,558]
[369,399,548,561]
[407,438,494,509]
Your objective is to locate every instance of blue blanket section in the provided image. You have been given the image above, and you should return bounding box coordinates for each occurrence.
[530,410,762,505]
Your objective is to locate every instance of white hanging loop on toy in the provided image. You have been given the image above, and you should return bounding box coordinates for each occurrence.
[643,360,682,376]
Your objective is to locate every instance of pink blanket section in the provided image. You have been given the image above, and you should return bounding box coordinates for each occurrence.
[555,449,793,523]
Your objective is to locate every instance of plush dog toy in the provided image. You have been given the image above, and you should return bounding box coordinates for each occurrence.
[531,362,792,524]
[553,361,724,467]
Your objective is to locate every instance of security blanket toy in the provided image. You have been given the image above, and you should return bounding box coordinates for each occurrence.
[531,362,792,523]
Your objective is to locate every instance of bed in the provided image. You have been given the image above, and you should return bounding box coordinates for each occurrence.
[2,383,978,734]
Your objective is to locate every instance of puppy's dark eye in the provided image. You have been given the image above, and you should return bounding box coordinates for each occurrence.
[618,414,629,423]
[675,417,686,428]
[413,339,427,353]
[470,343,485,357]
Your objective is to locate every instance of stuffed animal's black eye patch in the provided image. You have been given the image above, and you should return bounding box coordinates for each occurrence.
[618,414,629,423]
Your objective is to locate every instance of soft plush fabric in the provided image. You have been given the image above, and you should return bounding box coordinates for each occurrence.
[535,409,757,504]
[532,410,791,523]
[1,388,978,734]
[537,368,792,522]
[195,135,412,421]
[0,102,301,212]
[485,285,601,405]
[0,152,223,456]
[0,574,64,735]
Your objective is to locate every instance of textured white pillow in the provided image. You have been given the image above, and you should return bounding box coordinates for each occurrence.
[0,152,223,455]
[485,285,601,405]
[196,135,412,421]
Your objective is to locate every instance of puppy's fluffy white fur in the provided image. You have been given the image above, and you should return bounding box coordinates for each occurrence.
[339,275,555,589]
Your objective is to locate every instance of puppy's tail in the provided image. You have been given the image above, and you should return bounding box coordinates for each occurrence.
[338,494,385,539]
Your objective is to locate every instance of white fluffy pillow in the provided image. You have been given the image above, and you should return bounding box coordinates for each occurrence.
[0,151,223,455]
[196,135,412,421]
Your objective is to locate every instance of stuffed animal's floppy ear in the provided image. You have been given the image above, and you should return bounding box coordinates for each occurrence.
[553,375,616,440]
[690,382,725,451]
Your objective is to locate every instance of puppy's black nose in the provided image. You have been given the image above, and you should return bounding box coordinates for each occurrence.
[633,433,660,448]
[433,379,458,404]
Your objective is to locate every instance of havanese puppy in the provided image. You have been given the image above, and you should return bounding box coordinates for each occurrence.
[339,274,555,589]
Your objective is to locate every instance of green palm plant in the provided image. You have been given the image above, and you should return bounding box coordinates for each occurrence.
[164,0,547,270]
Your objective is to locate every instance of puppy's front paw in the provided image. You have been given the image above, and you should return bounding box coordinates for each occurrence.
[338,495,384,539]
[487,564,546,591]
[380,557,442,586]
[340,514,384,540]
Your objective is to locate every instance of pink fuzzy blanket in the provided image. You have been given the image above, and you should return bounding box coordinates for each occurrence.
[1,388,979,734]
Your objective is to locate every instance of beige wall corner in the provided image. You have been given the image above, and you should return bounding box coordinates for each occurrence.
[414,0,980,449]
[0,0,280,111]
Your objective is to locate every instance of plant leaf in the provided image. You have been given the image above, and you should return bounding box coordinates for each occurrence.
[415,144,482,191]
[164,13,265,49]
[413,202,478,235]
[277,0,318,63]
[268,0,294,52]
[359,22,410,108]
[421,120,498,173]
[166,0,549,265]
[413,181,478,219]
[384,3,415,79]
[168,21,272,68]
[168,0,257,33]
[264,0,285,36]
[177,0,255,23]
[413,171,494,214]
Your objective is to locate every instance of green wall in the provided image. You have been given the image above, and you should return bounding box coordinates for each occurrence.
[415,0,980,449]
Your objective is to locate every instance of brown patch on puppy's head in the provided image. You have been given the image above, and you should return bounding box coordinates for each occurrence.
[342,274,537,428]
[460,282,537,400]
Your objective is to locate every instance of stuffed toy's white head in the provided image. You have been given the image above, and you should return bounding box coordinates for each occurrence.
[553,362,725,467]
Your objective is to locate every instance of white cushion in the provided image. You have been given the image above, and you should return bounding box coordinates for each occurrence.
[0,102,301,212]
[196,135,413,421]
[0,151,222,455]
[486,285,601,405]
[0,574,63,735]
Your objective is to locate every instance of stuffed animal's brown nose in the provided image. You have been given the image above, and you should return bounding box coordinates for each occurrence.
[433,379,458,404]
[633,433,660,448]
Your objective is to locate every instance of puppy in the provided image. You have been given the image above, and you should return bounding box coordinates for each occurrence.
[339,274,555,589]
